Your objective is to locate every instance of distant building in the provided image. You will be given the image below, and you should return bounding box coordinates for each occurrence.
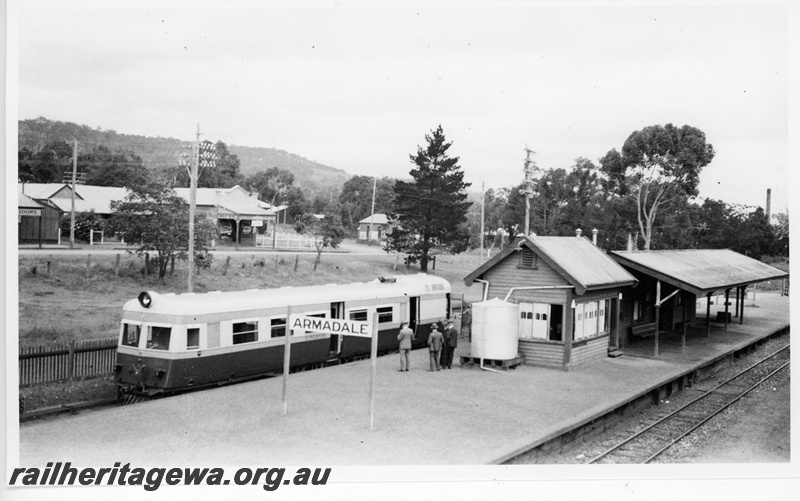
[18,192,61,245]
[172,185,277,247]
[357,214,391,242]
[17,183,279,248]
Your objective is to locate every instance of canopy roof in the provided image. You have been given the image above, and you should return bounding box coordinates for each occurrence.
[610,249,788,295]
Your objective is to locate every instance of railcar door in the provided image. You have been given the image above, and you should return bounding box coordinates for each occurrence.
[409,296,420,332]
[329,301,344,355]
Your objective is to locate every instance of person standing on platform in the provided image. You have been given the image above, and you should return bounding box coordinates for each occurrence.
[397,322,415,372]
[427,323,444,371]
[441,321,458,369]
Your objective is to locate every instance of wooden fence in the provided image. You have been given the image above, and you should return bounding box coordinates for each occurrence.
[19,337,118,386]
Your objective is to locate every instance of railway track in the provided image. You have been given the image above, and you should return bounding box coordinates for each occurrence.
[588,343,790,464]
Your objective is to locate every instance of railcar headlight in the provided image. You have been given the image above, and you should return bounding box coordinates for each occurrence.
[138,291,154,308]
[113,364,122,373]
[155,369,166,378]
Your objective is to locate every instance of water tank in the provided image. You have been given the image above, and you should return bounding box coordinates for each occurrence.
[471,298,519,360]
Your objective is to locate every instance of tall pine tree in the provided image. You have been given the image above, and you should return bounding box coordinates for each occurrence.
[386,125,471,271]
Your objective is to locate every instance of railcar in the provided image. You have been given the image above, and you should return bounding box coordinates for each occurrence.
[114,274,452,396]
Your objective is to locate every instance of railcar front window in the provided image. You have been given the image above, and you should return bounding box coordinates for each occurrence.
[122,323,141,347]
[147,326,171,350]
[233,321,258,345]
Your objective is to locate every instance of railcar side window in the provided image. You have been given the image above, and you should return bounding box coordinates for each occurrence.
[350,309,368,322]
[232,321,258,345]
[377,306,393,324]
[271,318,287,338]
[147,326,171,350]
[122,323,141,347]
[187,328,200,350]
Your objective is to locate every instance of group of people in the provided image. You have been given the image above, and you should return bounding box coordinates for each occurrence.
[396,320,460,372]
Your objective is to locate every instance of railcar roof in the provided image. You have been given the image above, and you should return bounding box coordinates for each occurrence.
[123,274,451,316]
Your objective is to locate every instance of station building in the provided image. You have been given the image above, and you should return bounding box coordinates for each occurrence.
[464,234,637,370]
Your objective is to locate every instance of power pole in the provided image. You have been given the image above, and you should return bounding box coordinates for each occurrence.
[187,124,201,292]
[520,146,538,236]
[70,139,78,250]
[369,177,377,241]
[480,180,485,262]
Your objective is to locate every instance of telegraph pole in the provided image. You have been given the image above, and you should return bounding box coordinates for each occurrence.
[70,139,78,250]
[480,180,485,262]
[369,177,377,241]
[187,124,201,292]
[521,147,538,236]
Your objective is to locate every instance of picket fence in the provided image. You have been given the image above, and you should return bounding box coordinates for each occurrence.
[19,337,118,386]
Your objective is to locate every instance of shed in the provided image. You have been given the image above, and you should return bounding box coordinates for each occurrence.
[464,235,638,370]
[358,214,391,242]
[610,249,789,355]
[18,193,61,245]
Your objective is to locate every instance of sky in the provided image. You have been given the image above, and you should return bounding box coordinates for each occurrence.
[8,0,794,213]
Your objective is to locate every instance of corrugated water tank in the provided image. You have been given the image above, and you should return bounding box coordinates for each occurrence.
[470,298,519,360]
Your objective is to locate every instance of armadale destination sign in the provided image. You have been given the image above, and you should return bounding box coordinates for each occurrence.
[289,314,373,338]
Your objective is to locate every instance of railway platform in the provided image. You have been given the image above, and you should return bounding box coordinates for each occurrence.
[17,292,789,467]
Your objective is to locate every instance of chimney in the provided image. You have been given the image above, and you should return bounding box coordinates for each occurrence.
[626,232,633,252]
[766,188,772,222]
[575,228,582,238]
[592,228,598,245]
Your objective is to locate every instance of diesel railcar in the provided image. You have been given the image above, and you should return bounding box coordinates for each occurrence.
[114,274,452,395]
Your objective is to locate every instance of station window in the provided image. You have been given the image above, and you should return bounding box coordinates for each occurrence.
[122,323,141,348]
[377,306,393,324]
[233,321,258,345]
[147,326,171,350]
[349,309,368,322]
[271,317,287,338]
[187,328,200,350]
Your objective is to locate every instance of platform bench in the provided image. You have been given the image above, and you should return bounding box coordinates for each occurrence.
[630,323,657,338]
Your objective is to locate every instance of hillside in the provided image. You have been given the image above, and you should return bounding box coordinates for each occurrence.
[17,117,350,198]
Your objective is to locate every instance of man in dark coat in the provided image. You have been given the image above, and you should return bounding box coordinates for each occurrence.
[427,323,444,371]
[441,321,459,369]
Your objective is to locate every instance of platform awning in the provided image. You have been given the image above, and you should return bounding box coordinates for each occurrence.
[610,249,788,296]
[216,203,276,221]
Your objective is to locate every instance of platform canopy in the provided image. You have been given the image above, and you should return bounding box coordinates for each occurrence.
[216,203,276,221]
[610,249,788,296]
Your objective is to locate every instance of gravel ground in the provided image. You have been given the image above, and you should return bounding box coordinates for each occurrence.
[521,332,790,464]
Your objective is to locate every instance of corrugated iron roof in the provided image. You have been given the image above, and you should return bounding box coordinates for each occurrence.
[18,192,44,209]
[464,236,637,294]
[610,249,788,294]
[358,214,390,225]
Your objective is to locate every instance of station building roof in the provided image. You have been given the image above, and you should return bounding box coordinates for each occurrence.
[465,235,638,295]
[610,249,788,296]
[358,214,390,225]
